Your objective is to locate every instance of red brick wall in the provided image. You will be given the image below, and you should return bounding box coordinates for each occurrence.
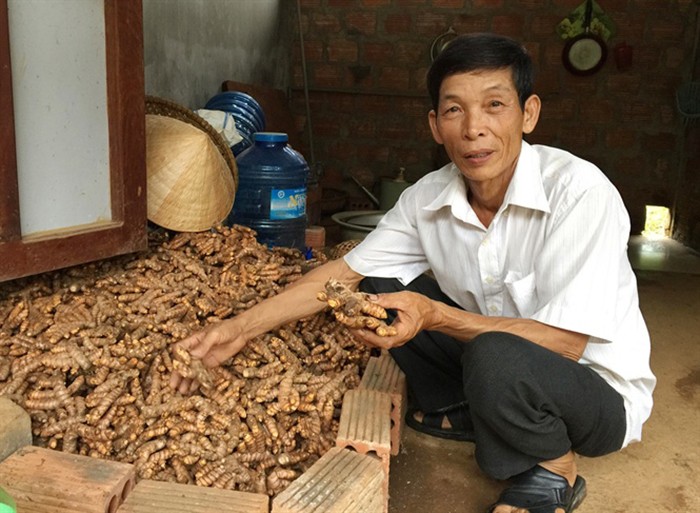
[289,0,700,247]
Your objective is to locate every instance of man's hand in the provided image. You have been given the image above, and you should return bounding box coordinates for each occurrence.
[350,291,439,350]
[169,320,248,394]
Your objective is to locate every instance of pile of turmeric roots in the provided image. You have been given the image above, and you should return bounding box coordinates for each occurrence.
[0,225,390,496]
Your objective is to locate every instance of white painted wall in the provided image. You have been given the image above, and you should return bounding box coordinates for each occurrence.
[143,0,291,110]
[9,0,111,236]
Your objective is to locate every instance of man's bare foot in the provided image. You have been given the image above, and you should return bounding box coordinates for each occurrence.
[411,410,452,429]
[491,451,577,513]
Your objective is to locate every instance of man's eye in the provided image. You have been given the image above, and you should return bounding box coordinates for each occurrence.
[490,100,503,107]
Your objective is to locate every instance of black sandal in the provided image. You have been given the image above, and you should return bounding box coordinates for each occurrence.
[488,466,587,513]
[404,401,476,442]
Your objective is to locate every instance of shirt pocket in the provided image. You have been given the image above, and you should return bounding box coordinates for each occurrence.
[504,270,538,318]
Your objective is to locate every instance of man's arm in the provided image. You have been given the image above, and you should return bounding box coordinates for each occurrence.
[355,291,588,361]
[170,257,364,393]
[238,257,364,339]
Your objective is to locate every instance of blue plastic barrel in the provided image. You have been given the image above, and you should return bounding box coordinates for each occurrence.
[227,132,309,250]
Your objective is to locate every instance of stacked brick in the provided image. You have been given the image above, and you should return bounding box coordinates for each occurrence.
[272,350,406,512]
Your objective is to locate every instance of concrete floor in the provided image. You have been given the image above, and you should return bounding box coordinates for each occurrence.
[388,236,700,512]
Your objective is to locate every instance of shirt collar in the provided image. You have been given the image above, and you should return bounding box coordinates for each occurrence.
[504,141,551,214]
[423,141,550,220]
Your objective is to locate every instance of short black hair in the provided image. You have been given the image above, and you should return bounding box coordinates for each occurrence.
[427,33,534,111]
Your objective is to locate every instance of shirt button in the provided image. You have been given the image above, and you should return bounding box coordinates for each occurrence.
[485,276,494,284]
[482,238,489,247]
[488,305,498,313]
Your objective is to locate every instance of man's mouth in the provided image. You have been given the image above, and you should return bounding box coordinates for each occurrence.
[464,150,492,160]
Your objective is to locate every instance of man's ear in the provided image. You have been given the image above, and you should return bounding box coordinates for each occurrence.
[428,110,444,145]
[522,94,541,134]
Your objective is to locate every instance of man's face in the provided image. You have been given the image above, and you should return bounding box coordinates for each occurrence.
[428,68,540,190]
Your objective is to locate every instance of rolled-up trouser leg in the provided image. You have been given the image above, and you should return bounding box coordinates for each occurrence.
[360,275,466,411]
[463,332,627,480]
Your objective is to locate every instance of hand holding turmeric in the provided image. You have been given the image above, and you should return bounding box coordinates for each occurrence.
[317,279,398,337]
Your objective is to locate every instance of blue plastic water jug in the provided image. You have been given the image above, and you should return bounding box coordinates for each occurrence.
[227,132,309,250]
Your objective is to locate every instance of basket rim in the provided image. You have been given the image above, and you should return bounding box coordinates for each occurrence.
[145,95,238,189]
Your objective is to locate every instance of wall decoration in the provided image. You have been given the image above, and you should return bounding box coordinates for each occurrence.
[556,0,615,42]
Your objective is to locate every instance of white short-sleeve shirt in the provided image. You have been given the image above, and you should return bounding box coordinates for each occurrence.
[344,141,656,448]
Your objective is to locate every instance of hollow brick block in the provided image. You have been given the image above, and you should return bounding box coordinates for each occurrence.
[359,351,407,455]
[272,447,384,513]
[0,397,32,463]
[0,445,136,513]
[335,388,391,509]
[117,479,268,513]
[336,389,392,461]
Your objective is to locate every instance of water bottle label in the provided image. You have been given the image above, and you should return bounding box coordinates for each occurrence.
[270,187,306,220]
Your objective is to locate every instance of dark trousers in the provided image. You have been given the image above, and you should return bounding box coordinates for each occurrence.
[360,275,627,480]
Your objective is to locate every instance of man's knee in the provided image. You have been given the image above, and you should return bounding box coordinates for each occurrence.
[461,332,535,397]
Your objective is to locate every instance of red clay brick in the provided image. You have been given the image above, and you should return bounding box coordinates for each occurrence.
[272,447,386,513]
[328,39,359,62]
[664,47,685,69]
[641,132,678,152]
[394,41,426,64]
[335,388,392,505]
[301,40,325,62]
[359,352,407,456]
[541,98,577,122]
[432,0,466,7]
[363,42,395,63]
[605,129,637,149]
[492,15,525,38]
[117,480,268,513]
[558,126,597,148]
[313,64,347,87]
[377,66,410,90]
[580,100,615,124]
[356,144,391,164]
[312,13,342,33]
[336,389,392,459]
[619,102,654,124]
[515,0,547,8]
[0,446,135,513]
[384,13,412,34]
[414,11,448,35]
[473,0,503,7]
[531,14,561,37]
[605,74,642,95]
[346,11,377,35]
[452,14,490,33]
[648,19,685,41]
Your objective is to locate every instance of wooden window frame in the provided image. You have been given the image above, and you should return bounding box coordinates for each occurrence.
[0,0,147,282]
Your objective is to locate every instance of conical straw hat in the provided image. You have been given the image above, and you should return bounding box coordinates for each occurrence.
[146,114,235,232]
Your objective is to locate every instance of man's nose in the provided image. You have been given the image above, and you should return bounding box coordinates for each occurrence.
[462,111,485,139]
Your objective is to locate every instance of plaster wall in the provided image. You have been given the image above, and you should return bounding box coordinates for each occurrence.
[143,0,292,110]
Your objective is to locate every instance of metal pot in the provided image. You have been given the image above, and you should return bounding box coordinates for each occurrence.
[331,210,386,241]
